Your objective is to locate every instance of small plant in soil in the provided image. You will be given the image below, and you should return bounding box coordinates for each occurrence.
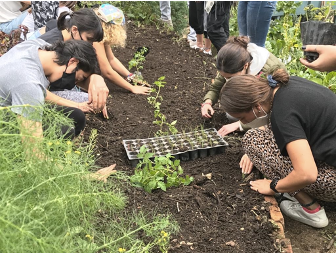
[147,76,178,136]
[130,146,193,193]
[128,47,148,73]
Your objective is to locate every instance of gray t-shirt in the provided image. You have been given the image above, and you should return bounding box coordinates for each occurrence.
[0,39,50,120]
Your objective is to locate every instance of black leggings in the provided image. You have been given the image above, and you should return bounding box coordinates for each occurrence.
[189,1,205,35]
[2,105,85,140]
[207,1,232,52]
[46,105,86,139]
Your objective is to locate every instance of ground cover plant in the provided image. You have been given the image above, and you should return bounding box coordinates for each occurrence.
[0,105,178,252]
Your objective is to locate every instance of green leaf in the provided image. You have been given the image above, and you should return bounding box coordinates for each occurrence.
[157,181,167,191]
[148,180,157,190]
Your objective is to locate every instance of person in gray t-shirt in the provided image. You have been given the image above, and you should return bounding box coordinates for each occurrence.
[1,38,119,181]
[0,39,99,138]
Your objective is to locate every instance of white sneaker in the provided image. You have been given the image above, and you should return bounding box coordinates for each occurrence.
[280,200,329,228]
[275,192,297,202]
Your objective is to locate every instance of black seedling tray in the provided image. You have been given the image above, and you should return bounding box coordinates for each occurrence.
[123,128,229,167]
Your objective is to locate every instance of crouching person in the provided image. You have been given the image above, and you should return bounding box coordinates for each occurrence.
[220,69,336,228]
[0,39,99,139]
[0,38,116,181]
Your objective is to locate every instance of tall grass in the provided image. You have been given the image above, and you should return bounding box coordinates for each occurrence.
[0,105,178,252]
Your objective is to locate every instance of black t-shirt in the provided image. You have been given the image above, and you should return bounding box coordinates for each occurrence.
[45,19,57,32]
[271,76,336,167]
[39,28,63,44]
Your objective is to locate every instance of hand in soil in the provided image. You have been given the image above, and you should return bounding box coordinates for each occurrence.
[132,78,151,87]
[87,74,109,112]
[88,164,117,183]
[240,154,254,174]
[77,101,95,113]
[201,103,214,118]
[250,178,274,195]
[300,45,336,72]
[218,121,240,136]
[131,85,151,95]
[102,105,109,119]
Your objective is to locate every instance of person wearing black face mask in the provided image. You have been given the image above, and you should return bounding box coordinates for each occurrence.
[0,39,99,139]
[49,62,78,91]
[0,38,118,183]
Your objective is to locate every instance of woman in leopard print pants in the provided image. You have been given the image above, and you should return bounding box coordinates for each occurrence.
[220,68,336,228]
[242,124,336,202]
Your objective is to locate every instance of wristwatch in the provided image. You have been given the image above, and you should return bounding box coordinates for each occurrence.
[270,179,279,193]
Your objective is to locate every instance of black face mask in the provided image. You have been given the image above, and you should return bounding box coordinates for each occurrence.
[49,66,77,92]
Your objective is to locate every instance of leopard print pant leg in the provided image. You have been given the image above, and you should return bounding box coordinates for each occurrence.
[241,126,336,202]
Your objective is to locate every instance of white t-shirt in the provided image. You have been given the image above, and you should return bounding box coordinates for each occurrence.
[0,1,22,23]
[57,6,70,17]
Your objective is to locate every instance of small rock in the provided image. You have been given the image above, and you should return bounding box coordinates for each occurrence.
[225,241,235,247]
[186,242,193,246]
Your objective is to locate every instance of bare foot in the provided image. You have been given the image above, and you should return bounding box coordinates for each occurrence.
[88,164,117,183]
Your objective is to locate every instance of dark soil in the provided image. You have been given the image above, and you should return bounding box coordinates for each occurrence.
[84,21,336,253]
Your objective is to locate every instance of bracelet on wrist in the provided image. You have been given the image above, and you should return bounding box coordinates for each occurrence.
[125,73,134,82]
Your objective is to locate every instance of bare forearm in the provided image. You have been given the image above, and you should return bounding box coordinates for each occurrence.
[103,68,134,92]
[45,90,78,108]
[109,57,130,77]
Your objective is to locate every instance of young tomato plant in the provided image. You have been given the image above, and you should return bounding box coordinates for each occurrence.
[130,146,193,193]
[128,47,148,73]
[147,76,178,136]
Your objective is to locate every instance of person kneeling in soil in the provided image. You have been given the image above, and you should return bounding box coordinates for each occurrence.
[29,8,110,118]
[201,36,286,175]
[0,39,116,181]
[201,36,286,134]
[34,4,151,100]
[220,68,336,228]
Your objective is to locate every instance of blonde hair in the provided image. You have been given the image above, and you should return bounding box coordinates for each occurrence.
[101,21,127,47]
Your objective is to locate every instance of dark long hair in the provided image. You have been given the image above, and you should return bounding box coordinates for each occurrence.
[45,40,100,74]
[57,8,104,42]
[216,36,252,74]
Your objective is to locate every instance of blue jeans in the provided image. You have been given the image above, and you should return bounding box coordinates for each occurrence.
[238,1,276,47]
[159,1,171,21]
[0,11,28,34]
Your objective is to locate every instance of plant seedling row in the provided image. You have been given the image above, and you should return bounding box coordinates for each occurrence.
[123,128,229,167]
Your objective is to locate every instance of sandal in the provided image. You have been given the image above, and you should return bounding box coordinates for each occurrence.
[203,48,212,56]
[193,45,204,51]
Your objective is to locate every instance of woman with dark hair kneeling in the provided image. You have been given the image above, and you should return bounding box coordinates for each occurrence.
[220,69,336,228]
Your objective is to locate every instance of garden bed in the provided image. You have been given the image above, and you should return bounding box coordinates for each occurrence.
[84,20,336,253]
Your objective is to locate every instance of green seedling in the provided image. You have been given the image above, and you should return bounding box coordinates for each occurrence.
[147,76,178,136]
[130,146,193,193]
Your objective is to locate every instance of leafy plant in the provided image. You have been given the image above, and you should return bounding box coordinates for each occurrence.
[303,2,336,22]
[147,76,178,136]
[128,47,148,72]
[130,146,193,193]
